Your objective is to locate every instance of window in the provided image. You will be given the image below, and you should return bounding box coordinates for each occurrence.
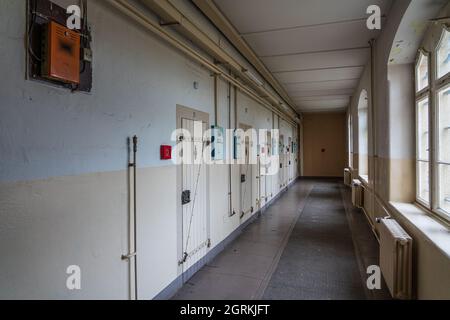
[415,27,450,221]
[437,85,450,214]
[437,28,450,80]
[348,114,353,167]
[416,51,429,92]
[416,96,430,204]
[358,90,368,180]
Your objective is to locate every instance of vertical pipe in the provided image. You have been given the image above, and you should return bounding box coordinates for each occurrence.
[126,138,133,300]
[132,136,138,300]
[234,84,238,130]
[214,74,218,127]
[228,70,234,216]
[123,136,138,300]
[369,39,376,188]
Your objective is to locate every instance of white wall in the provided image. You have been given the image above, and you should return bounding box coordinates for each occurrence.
[0,0,298,299]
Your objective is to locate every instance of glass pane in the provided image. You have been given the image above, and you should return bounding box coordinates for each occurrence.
[438,164,450,215]
[416,52,429,92]
[417,97,429,160]
[359,110,368,153]
[348,116,353,167]
[438,86,450,163]
[418,161,430,203]
[437,29,450,79]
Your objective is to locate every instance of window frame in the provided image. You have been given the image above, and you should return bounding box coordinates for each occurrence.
[416,49,430,94]
[415,27,450,222]
[436,25,450,82]
[348,113,353,168]
[415,94,430,207]
[434,81,450,220]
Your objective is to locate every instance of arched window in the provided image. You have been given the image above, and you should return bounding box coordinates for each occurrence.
[415,27,450,221]
[436,27,450,80]
[416,51,429,92]
[358,90,368,180]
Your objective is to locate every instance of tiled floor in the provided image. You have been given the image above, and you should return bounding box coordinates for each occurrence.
[172,179,390,300]
[172,180,314,300]
[263,181,366,299]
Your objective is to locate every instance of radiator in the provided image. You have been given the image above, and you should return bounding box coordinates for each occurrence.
[351,179,364,208]
[344,168,352,187]
[378,217,413,300]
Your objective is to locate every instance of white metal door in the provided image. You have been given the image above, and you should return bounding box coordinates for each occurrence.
[279,135,284,188]
[180,117,209,273]
[240,124,253,218]
[288,137,293,183]
[265,131,272,202]
[259,156,266,208]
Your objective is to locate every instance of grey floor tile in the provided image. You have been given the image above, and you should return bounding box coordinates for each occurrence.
[173,179,390,300]
[205,250,275,279]
[173,269,262,300]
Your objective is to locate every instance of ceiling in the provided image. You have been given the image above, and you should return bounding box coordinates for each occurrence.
[214,0,394,113]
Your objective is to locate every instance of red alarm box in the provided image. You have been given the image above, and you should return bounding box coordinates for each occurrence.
[160,145,172,160]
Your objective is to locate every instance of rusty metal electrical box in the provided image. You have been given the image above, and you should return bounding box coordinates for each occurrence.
[28,0,92,91]
[41,21,81,84]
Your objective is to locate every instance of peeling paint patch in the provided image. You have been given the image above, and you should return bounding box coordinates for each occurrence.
[410,21,428,36]
[390,47,403,56]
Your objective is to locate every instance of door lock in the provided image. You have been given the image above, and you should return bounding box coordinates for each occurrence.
[182,190,191,205]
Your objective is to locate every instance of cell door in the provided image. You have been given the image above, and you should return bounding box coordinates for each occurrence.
[260,130,272,207]
[265,131,272,202]
[177,106,209,274]
[279,134,285,188]
[240,124,253,219]
[288,137,293,183]
[259,154,266,209]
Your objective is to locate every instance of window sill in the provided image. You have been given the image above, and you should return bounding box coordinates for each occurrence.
[389,202,450,260]
[359,175,369,184]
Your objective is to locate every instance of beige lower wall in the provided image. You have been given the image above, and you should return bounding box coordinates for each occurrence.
[303,113,346,177]
[389,158,416,203]
[356,155,450,299]
[390,206,450,299]
[0,160,296,299]
[0,165,181,300]
[0,170,131,299]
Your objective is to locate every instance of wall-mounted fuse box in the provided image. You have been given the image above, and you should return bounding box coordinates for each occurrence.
[41,21,80,84]
[27,0,93,92]
[211,125,224,161]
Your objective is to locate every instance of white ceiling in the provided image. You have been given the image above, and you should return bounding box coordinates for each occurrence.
[214,0,394,112]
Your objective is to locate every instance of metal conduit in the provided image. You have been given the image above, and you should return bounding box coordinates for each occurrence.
[108,0,298,127]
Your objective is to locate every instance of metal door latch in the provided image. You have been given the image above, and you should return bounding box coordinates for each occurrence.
[182,190,191,205]
[121,252,137,261]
